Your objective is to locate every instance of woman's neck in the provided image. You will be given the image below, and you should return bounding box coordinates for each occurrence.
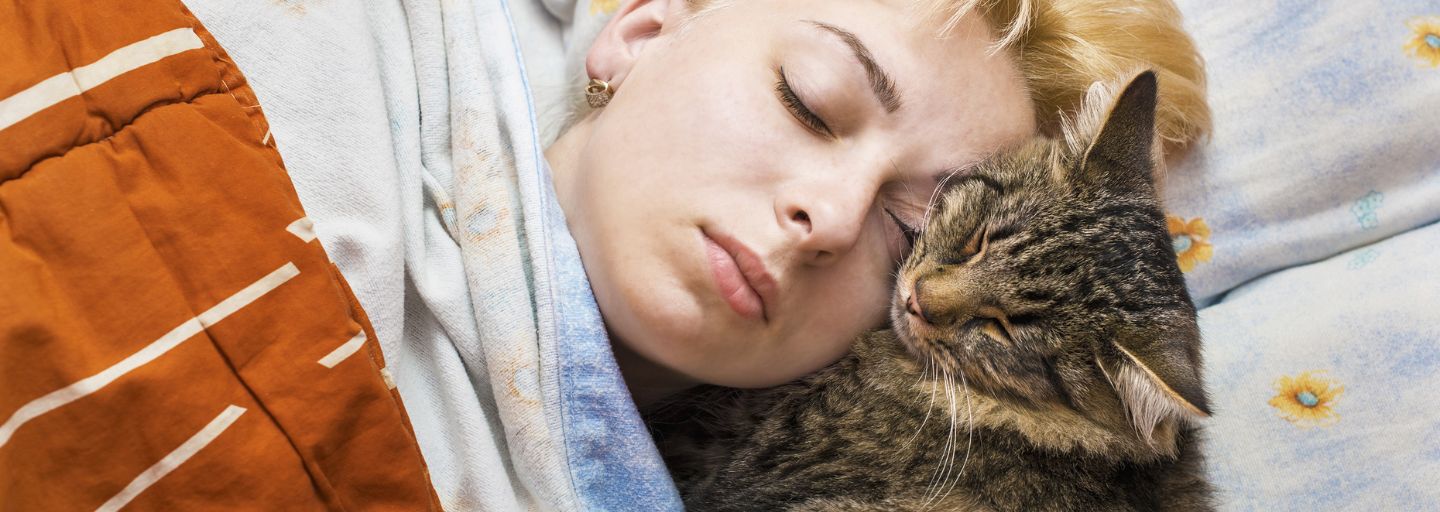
[610,339,698,408]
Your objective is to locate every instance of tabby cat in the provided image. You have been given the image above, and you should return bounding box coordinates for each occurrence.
[644,71,1214,511]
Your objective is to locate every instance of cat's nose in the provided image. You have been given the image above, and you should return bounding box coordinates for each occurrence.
[910,276,957,326]
[911,274,972,327]
[906,292,932,324]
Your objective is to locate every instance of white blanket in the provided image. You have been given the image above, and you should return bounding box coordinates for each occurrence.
[188,0,680,510]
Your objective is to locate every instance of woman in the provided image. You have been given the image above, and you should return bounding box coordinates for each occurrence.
[550,0,1208,403]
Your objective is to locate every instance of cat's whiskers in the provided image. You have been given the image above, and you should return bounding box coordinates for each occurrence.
[920,366,950,505]
[923,366,962,509]
[921,169,964,232]
[938,368,962,508]
[933,368,976,508]
[904,357,939,450]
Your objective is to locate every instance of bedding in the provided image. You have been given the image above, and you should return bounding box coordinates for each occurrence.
[1165,0,1440,508]
[5,0,1435,509]
[185,0,682,510]
[0,0,438,509]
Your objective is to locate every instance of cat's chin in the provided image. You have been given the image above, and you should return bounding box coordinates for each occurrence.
[889,294,1044,405]
[888,281,986,368]
[889,322,1059,410]
[889,308,962,374]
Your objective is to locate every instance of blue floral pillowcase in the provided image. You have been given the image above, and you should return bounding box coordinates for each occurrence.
[1163,1,1440,509]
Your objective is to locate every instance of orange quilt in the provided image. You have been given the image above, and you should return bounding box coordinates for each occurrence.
[0,1,440,509]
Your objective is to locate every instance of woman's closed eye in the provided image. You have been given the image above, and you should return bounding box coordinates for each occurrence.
[883,207,924,266]
[884,208,919,248]
[774,67,833,137]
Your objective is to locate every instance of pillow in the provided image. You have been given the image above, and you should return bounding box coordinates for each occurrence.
[1164,0,1440,304]
[1167,2,1440,508]
[1196,221,1440,508]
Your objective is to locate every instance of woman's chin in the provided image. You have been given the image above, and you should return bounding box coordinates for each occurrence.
[601,286,713,363]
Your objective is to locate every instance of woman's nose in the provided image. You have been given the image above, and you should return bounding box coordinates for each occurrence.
[777,174,878,267]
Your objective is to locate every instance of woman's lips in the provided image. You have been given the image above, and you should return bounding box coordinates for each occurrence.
[702,230,777,322]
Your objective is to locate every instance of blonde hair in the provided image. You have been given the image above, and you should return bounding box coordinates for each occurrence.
[918,0,1210,156]
[683,0,1211,157]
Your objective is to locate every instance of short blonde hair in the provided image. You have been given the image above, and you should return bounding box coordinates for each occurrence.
[682,0,1210,157]
[921,0,1210,156]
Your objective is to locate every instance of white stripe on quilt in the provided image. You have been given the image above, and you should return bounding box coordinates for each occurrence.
[379,367,397,390]
[318,330,367,368]
[286,216,316,242]
[0,27,203,131]
[96,404,247,512]
[0,263,299,448]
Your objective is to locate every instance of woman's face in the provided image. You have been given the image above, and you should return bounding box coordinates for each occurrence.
[551,0,1035,389]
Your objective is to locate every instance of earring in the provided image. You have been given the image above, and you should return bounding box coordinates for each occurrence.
[585,78,613,108]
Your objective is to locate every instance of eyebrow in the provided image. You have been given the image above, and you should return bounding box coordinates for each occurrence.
[807,21,902,114]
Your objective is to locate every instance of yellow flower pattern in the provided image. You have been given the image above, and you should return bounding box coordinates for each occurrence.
[590,0,621,15]
[1166,215,1213,273]
[1405,16,1440,67]
[1269,371,1344,428]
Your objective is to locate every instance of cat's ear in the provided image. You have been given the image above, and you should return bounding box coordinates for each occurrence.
[1077,70,1160,195]
[1105,313,1211,444]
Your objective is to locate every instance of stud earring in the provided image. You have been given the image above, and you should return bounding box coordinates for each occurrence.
[585,78,613,108]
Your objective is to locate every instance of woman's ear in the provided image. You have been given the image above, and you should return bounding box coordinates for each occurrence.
[586,0,682,90]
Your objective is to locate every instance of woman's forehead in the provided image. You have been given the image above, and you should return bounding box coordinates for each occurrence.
[812,10,1033,181]
[763,3,1035,147]
[684,0,1037,210]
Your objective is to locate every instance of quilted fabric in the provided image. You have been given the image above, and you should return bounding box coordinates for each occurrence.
[0,0,439,509]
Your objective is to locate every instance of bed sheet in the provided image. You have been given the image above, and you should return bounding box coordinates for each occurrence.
[1166,1,1440,508]
[1197,219,1440,509]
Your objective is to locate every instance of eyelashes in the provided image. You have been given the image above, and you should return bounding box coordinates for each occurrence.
[774,67,833,137]
[884,208,920,248]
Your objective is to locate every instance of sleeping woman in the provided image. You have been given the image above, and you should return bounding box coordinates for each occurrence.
[550,0,1209,405]
[537,0,1211,507]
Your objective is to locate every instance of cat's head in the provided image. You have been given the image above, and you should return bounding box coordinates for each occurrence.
[892,71,1210,449]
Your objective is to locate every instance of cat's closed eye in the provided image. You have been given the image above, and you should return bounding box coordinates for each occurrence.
[969,305,1017,345]
[939,225,989,266]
